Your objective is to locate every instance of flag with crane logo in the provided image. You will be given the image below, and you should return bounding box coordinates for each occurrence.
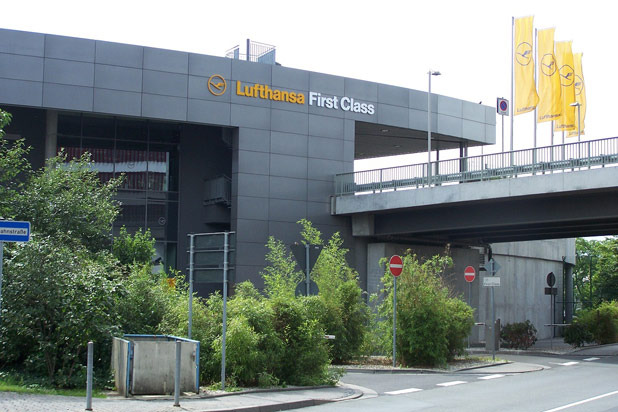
[514,16,539,115]
[568,53,586,137]
[537,28,561,123]
[555,41,576,132]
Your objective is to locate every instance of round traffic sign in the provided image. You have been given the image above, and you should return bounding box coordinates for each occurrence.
[546,272,556,287]
[389,255,403,277]
[464,265,476,283]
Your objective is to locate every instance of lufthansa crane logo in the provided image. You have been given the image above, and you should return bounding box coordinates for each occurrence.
[559,64,575,87]
[516,42,533,66]
[540,54,557,76]
[574,75,584,96]
[208,74,227,96]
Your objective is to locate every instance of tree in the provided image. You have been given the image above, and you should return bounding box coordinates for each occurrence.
[574,237,618,308]
[0,108,31,219]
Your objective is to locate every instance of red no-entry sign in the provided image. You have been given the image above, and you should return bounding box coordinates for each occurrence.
[464,266,476,283]
[389,255,403,277]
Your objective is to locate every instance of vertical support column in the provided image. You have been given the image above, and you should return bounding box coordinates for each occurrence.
[174,340,181,407]
[221,232,229,390]
[564,261,574,323]
[45,110,58,162]
[188,234,194,339]
[86,341,93,411]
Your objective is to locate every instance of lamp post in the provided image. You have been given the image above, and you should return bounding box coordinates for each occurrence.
[570,102,581,142]
[427,70,441,186]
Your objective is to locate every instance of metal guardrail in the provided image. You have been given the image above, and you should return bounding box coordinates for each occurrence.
[334,137,618,196]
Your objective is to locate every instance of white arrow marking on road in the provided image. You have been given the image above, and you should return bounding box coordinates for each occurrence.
[436,381,467,387]
[583,357,600,361]
[478,374,505,380]
[385,387,423,395]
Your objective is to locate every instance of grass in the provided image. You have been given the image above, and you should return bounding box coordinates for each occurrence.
[0,370,107,398]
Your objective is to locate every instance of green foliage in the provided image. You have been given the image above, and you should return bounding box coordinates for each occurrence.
[500,321,538,350]
[376,252,474,367]
[12,152,122,253]
[0,236,121,385]
[575,237,618,308]
[564,301,618,346]
[261,236,302,300]
[0,130,31,220]
[112,227,156,267]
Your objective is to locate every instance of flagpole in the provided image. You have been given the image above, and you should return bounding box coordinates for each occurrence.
[510,16,515,166]
[533,28,538,149]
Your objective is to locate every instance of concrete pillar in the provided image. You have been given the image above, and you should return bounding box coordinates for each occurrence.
[45,110,58,161]
[564,261,574,323]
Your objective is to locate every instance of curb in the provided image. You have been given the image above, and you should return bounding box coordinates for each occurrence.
[341,367,441,374]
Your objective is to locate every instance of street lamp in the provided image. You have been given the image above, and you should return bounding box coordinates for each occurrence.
[427,70,441,186]
[570,102,581,142]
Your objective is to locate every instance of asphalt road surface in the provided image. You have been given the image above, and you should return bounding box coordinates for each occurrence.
[294,351,618,412]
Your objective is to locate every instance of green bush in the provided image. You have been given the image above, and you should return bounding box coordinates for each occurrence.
[564,321,594,347]
[376,252,474,367]
[566,301,618,346]
[112,227,156,268]
[500,321,538,349]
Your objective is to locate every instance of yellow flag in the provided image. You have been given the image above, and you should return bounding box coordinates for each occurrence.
[514,16,539,115]
[568,53,586,137]
[537,29,561,123]
[555,41,576,132]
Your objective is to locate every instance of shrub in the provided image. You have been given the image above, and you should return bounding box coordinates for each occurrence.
[500,321,537,349]
[376,252,474,367]
[564,321,594,347]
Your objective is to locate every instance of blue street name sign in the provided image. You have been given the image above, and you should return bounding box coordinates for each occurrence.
[0,221,31,242]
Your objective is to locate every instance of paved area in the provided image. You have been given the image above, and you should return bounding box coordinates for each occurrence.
[0,385,360,412]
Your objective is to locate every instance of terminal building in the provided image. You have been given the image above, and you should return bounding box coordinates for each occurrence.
[0,28,574,340]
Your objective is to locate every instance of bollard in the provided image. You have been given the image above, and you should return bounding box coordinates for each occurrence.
[174,340,181,407]
[85,341,93,411]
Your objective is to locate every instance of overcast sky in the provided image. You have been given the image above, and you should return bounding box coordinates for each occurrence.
[2,0,611,169]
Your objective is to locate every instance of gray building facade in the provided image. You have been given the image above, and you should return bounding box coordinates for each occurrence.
[0,28,496,295]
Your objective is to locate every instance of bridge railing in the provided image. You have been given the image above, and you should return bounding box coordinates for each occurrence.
[334,136,618,196]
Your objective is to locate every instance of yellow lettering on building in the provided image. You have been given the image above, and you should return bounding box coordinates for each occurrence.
[236,81,305,105]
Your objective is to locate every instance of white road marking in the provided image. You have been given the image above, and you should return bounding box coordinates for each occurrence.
[478,374,505,380]
[542,390,618,412]
[436,380,467,387]
[558,361,579,366]
[583,357,600,361]
[385,387,423,395]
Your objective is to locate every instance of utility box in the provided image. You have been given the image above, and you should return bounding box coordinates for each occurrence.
[112,335,200,396]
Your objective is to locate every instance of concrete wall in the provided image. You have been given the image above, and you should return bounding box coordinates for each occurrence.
[367,239,575,343]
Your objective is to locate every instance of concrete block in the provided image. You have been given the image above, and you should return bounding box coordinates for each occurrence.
[95,41,143,68]
[309,72,345,95]
[0,28,44,56]
[463,101,486,123]
[237,149,270,175]
[188,53,231,78]
[235,219,269,243]
[0,53,43,81]
[272,65,309,90]
[270,153,307,179]
[308,114,344,139]
[142,70,187,98]
[187,98,231,125]
[409,108,428,131]
[44,58,94,87]
[462,119,486,141]
[45,34,95,62]
[231,59,271,84]
[236,173,270,198]
[409,89,428,111]
[308,158,344,181]
[378,83,409,107]
[237,196,269,220]
[271,109,308,134]
[235,241,269,266]
[94,64,142,92]
[231,104,271,129]
[94,88,141,116]
[270,176,307,201]
[308,179,334,203]
[270,131,308,157]
[437,114,462,136]
[141,93,187,121]
[269,198,307,222]
[438,95,463,117]
[308,135,343,161]
[238,127,270,152]
[378,103,409,128]
[0,78,43,106]
[143,47,188,74]
[344,78,378,101]
[43,83,93,111]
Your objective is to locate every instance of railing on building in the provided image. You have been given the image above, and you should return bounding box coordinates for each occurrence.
[204,175,232,206]
[334,137,618,196]
[225,40,276,64]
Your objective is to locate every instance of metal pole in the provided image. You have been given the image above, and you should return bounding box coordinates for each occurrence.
[393,276,397,368]
[86,341,93,411]
[510,17,515,165]
[533,28,538,151]
[427,71,432,186]
[188,234,194,339]
[174,340,181,407]
[221,232,229,391]
[0,241,4,327]
[501,114,505,153]
[305,243,310,296]
[467,281,471,348]
[490,259,496,361]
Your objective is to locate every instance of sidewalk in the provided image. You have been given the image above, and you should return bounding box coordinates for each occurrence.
[0,385,361,412]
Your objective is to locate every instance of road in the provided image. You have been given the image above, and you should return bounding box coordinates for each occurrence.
[295,351,618,412]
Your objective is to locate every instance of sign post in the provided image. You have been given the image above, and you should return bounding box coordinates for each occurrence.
[389,255,403,367]
[464,266,475,347]
[545,272,557,349]
[0,221,31,325]
[481,258,501,360]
